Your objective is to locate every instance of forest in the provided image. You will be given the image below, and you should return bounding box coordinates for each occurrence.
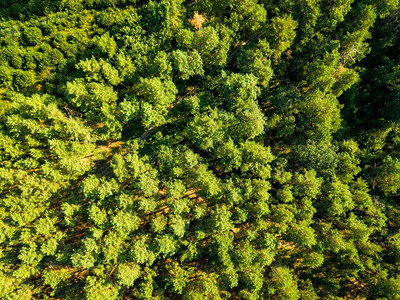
[0,0,399,299]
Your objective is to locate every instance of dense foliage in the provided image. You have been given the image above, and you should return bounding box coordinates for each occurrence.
[0,0,399,299]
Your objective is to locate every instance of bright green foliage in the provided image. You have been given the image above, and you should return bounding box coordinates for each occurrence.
[84,276,119,300]
[172,50,204,80]
[14,70,35,88]
[23,26,42,46]
[117,263,141,287]
[0,1,399,299]
[96,32,117,58]
[267,15,298,59]
[268,266,300,300]
[376,156,400,194]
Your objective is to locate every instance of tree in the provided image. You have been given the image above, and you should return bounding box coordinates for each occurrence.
[376,155,400,195]
[171,49,204,80]
[267,15,298,59]
[0,1,400,299]
[23,26,42,46]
